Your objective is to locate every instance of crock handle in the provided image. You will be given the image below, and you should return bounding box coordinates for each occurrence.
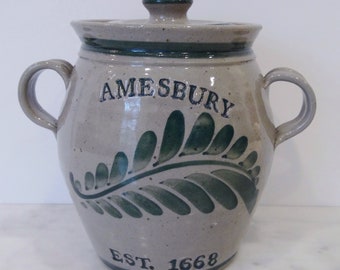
[18,59,73,134]
[263,68,316,147]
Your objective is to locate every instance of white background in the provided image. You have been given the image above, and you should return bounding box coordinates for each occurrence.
[1,0,339,205]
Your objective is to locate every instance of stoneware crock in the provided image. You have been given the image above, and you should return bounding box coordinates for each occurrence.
[18,1,317,269]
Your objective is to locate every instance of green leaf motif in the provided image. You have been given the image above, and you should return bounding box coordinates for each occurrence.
[71,110,261,218]
[109,195,143,218]
[141,185,191,216]
[131,131,157,173]
[70,172,81,192]
[239,151,258,169]
[249,166,261,179]
[154,110,185,166]
[161,179,215,214]
[95,163,109,188]
[223,136,248,159]
[203,125,234,155]
[109,152,128,185]
[123,191,163,216]
[179,113,215,156]
[212,169,258,213]
[86,200,104,215]
[186,173,238,210]
[97,199,123,219]
[85,172,95,190]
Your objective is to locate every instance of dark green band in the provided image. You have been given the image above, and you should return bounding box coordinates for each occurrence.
[143,0,193,4]
[81,38,252,58]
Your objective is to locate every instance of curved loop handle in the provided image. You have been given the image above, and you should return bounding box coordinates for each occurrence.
[18,59,73,134]
[263,68,316,147]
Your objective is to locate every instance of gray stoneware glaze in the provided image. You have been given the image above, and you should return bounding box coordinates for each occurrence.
[18,1,316,269]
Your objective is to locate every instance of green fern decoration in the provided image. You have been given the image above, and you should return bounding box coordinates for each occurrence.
[70,110,261,219]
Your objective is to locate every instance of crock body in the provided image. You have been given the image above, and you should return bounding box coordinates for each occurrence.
[56,49,275,270]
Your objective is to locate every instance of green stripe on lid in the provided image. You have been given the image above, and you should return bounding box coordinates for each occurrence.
[82,38,253,58]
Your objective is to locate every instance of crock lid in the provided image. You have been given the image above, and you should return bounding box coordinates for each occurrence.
[71,0,262,57]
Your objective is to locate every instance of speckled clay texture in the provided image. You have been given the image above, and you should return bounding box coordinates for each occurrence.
[18,1,316,269]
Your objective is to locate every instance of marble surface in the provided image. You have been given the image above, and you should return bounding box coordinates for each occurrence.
[0,205,339,270]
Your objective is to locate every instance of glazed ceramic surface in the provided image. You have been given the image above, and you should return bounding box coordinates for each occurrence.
[18,1,316,269]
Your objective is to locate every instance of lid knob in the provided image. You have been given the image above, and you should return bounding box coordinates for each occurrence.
[143,0,193,23]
